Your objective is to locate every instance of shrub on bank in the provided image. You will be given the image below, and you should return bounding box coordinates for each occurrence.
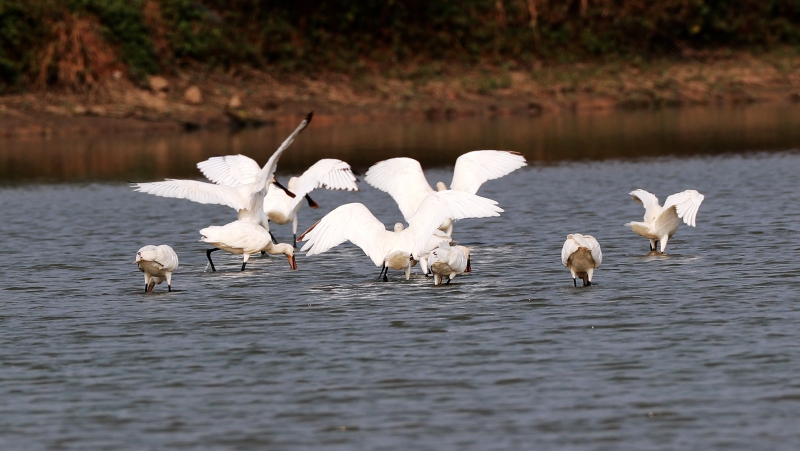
[2,0,800,92]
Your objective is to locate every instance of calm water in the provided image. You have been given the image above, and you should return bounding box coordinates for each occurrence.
[2,108,800,450]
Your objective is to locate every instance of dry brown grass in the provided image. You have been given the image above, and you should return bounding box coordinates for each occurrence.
[35,13,122,91]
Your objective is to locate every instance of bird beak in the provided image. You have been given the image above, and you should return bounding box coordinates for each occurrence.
[273,179,296,198]
[288,254,297,270]
[305,194,319,209]
[465,257,471,273]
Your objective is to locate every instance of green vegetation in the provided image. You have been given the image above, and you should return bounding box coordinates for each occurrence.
[3,0,800,92]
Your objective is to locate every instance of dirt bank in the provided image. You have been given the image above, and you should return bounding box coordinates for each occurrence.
[3,51,800,139]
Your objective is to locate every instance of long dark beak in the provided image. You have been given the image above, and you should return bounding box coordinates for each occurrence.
[305,194,319,209]
[288,254,297,270]
[273,179,296,198]
[465,257,471,273]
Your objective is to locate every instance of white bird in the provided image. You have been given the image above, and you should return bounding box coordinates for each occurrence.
[135,245,179,293]
[429,241,471,285]
[200,221,297,272]
[561,234,602,287]
[364,150,526,235]
[259,158,359,247]
[417,230,455,275]
[625,189,704,254]
[131,112,313,228]
[298,190,503,281]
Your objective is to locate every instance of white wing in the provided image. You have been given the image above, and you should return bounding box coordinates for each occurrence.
[197,154,261,186]
[449,150,527,194]
[662,190,704,227]
[406,190,503,257]
[154,245,179,271]
[448,246,469,272]
[421,230,453,255]
[629,189,661,223]
[572,233,602,267]
[364,157,434,221]
[561,234,602,267]
[561,236,581,267]
[252,112,313,196]
[136,244,178,270]
[136,245,158,263]
[132,179,246,211]
[286,158,359,209]
[299,203,395,266]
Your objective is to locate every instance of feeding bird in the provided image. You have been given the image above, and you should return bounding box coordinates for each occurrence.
[364,150,525,235]
[135,245,179,293]
[298,190,502,281]
[417,230,456,276]
[428,241,471,286]
[200,221,297,272]
[625,189,704,254]
[561,234,602,287]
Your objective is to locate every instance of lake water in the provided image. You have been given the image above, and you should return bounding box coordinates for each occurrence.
[2,106,800,450]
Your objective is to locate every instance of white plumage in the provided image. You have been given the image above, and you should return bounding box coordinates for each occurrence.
[561,234,602,287]
[364,150,526,234]
[200,221,297,272]
[428,241,471,286]
[625,189,704,253]
[135,245,179,293]
[299,190,503,281]
[417,230,455,275]
[261,158,359,246]
[131,112,312,228]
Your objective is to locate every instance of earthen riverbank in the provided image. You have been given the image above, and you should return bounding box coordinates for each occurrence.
[3,51,800,139]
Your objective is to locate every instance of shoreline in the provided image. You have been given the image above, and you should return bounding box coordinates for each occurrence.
[3,51,800,139]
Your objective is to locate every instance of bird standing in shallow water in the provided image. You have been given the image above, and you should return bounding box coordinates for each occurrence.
[299,190,502,282]
[200,221,297,272]
[561,234,602,287]
[429,241,471,285]
[625,189,704,254]
[136,245,179,293]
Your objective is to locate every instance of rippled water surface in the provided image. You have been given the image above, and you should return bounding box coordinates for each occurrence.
[2,111,800,450]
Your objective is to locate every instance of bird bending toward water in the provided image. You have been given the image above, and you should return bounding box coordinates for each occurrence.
[364,150,525,235]
[132,112,313,229]
[429,241,471,286]
[136,245,179,293]
[299,190,502,281]
[625,189,704,254]
[200,221,297,272]
[561,234,602,287]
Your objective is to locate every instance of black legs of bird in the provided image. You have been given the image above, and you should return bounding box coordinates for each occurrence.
[208,248,247,272]
[293,233,297,249]
[572,277,592,287]
[573,277,592,287]
[206,248,218,272]
[377,262,389,282]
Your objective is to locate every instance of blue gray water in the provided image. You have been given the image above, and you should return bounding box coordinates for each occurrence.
[2,114,800,449]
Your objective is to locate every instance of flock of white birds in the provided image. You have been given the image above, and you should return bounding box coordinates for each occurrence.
[132,112,705,293]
